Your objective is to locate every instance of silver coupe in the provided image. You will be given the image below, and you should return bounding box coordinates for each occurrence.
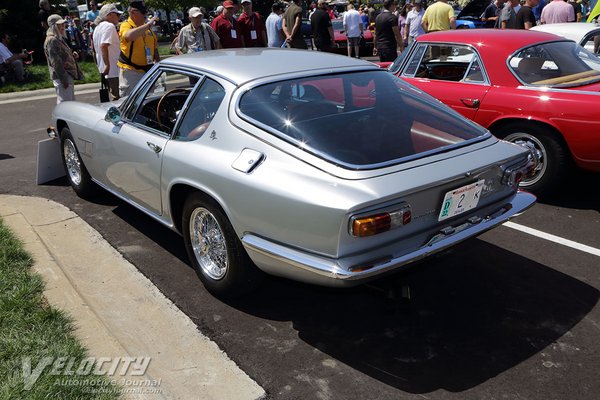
[50,49,537,298]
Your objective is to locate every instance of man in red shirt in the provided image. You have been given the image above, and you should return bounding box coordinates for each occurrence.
[238,0,267,47]
[211,1,244,48]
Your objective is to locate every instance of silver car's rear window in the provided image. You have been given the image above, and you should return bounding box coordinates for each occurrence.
[238,71,487,167]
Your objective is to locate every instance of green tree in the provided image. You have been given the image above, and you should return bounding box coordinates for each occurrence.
[128,0,216,36]
[0,0,90,62]
[0,0,47,59]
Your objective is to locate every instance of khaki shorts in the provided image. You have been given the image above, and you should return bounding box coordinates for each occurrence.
[119,68,145,98]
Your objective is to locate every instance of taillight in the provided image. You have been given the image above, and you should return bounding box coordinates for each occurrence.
[350,205,411,237]
[502,154,537,187]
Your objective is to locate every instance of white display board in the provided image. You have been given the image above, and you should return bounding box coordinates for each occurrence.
[36,138,66,184]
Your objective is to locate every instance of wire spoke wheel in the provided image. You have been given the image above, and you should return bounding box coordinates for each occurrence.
[190,207,228,280]
[60,127,96,198]
[182,193,263,298]
[63,138,82,186]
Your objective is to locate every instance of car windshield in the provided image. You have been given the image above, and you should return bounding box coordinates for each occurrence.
[332,20,343,31]
[238,70,487,168]
[509,40,600,87]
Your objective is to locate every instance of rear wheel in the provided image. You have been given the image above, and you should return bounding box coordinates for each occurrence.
[182,193,262,298]
[495,123,570,196]
[60,127,97,198]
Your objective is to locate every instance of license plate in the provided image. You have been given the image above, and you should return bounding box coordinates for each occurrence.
[438,179,485,221]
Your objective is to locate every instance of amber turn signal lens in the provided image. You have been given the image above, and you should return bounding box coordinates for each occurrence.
[352,213,391,237]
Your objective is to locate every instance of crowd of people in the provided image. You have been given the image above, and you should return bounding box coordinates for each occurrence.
[1,0,597,101]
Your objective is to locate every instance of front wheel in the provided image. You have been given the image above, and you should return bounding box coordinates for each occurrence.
[495,123,570,196]
[60,127,97,198]
[182,193,262,298]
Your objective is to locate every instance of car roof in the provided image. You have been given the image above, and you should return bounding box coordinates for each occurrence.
[161,48,377,86]
[416,29,564,54]
[531,22,600,43]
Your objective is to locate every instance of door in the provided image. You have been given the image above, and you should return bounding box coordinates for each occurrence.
[95,69,200,214]
[400,42,490,120]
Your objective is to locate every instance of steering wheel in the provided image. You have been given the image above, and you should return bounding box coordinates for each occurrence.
[415,64,430,78]
[156,88,191,127]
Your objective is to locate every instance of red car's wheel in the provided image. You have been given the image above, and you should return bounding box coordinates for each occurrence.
[495,123,570,196]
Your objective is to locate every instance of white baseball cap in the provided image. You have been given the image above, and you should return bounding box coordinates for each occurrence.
[188,7,203,17]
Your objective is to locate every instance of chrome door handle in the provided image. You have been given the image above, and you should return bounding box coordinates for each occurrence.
[146,142,162,153]
[460,98,480,108]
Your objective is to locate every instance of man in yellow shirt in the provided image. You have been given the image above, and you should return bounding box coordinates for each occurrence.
[118,1,160,97]
[421,0,456,32]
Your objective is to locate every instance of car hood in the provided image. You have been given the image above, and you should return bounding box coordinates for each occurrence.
[458,0,489,18]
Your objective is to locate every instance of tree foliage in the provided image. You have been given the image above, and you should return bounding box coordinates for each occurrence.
[0,0,46,55]
[130,0,218,14]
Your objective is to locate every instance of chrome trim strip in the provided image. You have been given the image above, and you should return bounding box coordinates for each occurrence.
[91,177,176,231]
[516,85,600,96]
[242,191,536,283]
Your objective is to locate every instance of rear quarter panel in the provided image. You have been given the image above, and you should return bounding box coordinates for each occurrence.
[475,86,600,170]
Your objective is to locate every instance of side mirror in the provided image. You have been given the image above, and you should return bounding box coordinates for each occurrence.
[105,106,122,125]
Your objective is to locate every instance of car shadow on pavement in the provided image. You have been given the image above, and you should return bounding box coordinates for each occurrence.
[537,170,600,211]
[41,176,123,207]
[111,201,190,265]
[226,238,599,394]
[45,186,597,396]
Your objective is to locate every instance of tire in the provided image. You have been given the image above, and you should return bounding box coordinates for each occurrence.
[60,127,97,198]
[182,193,262,298]
[494,123,570,196]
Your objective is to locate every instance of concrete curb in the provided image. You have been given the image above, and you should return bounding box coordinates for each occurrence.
[0,54,176,101]
[0,83,102,105]
[0,82,101,100]
[0,195,266,400]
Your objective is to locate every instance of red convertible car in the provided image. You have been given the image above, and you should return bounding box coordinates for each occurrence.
[388,29,600,195]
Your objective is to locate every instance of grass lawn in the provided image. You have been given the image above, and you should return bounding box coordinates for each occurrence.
[0,61,100,94]
[1,43,173,94]
[0,219,119,399]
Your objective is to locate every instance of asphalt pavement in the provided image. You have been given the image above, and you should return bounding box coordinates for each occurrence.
[1,82,599,400]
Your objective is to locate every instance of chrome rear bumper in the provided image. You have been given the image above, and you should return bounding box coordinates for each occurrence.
[242,191,536,287]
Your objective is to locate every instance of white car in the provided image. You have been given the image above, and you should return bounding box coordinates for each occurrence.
[531,23,600,55]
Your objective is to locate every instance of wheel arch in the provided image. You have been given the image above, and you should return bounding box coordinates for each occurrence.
[56,119,69,138]
[169,183,229,235]
[488,117,573,160]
